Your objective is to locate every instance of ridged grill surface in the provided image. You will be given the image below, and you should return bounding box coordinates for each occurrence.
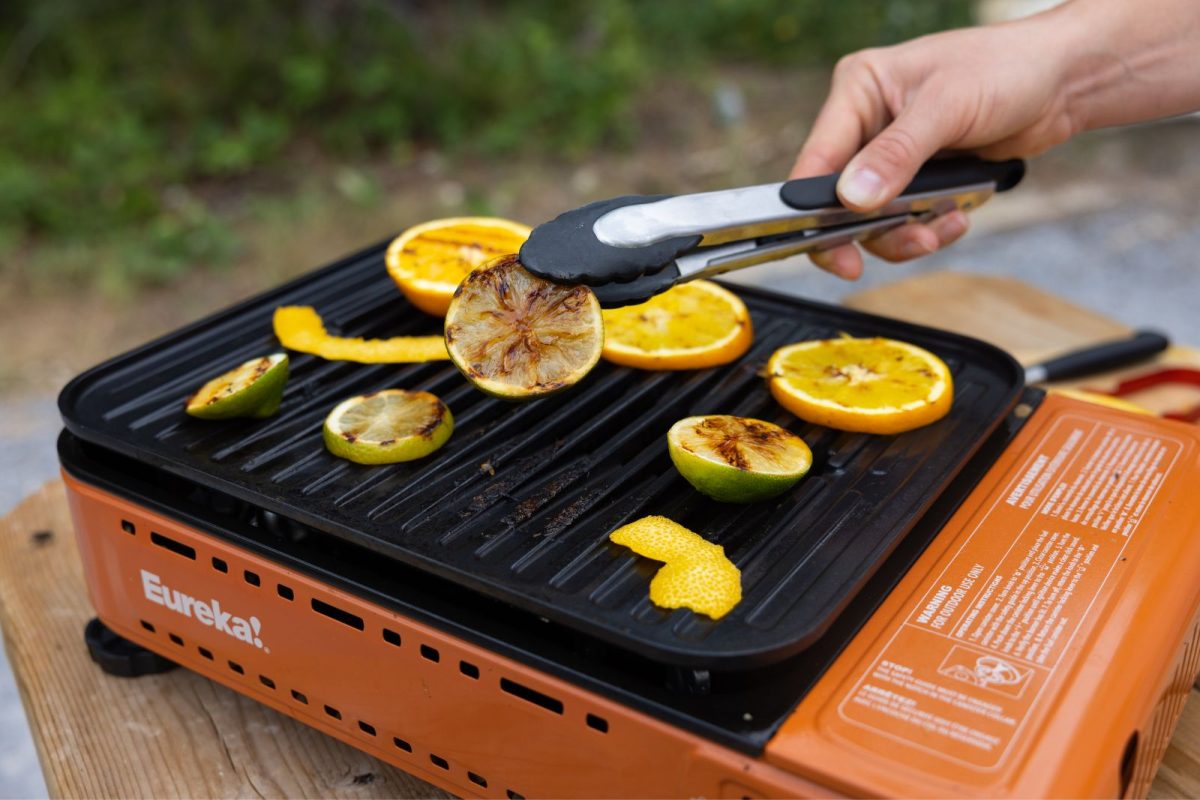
[59,242,1023,668]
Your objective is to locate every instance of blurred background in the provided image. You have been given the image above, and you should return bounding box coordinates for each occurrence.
[0,1,1197,796]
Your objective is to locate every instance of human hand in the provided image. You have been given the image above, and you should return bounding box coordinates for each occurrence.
[791,19,1078,279]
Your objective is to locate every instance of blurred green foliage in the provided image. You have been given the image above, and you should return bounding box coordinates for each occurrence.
[0,0,970,288]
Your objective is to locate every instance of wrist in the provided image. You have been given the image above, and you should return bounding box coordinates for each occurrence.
[1030,0,1200,132]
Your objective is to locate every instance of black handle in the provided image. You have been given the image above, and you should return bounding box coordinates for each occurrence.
[779,156,1026,211]
[1026,330,1170,383]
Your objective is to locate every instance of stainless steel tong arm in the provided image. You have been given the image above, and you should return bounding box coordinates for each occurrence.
[673,214,914,281]
[593,181,997,250]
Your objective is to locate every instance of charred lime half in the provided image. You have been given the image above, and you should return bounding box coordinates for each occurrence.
[323,389,453,465]
[667,415,812,503]
[444,254,603,400]
[185,353,289,420]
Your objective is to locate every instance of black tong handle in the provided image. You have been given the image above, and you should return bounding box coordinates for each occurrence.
[779,156,1026,211]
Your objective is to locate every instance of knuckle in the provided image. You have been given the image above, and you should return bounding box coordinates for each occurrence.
[799,147,840,174]
[832,52,868,81]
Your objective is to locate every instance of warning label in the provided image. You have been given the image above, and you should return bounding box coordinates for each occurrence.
[836,414,1183,770]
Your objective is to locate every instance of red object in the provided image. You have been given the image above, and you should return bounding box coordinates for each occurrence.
[1101,367,1200,422]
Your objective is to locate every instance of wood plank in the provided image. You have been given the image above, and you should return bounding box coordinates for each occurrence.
[1154,690,1200,799]
[0,480,447,799]
[844,271,1131,365]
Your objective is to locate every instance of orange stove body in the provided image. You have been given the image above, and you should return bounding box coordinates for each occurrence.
[65,395,1200,798]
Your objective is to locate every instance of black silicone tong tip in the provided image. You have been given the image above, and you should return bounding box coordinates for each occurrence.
[519,195,699,289]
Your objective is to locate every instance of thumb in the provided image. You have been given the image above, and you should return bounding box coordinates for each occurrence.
[836,95,956,211]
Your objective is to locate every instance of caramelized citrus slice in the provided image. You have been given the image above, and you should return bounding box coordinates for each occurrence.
[185,354,288,420]
[667,415,811,502]
[323,389,453,465]
[609,515,741,620]
[600,280,753,370]
[766,336,953,434]
[273,306,447,363]
[444,254,603,399]
[386,217,531,316]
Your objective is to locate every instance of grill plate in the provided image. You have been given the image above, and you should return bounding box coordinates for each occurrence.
[59,241,1022,668]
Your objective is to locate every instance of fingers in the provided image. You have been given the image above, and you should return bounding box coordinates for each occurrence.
[810,210,970,278]
[790,56,888,179]
[862,211,970,261]
[790,97,864,179]
[837,90,961,211]
[809,245,864,280]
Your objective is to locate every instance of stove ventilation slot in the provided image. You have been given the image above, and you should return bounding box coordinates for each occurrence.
[500,677,563,714]
[310,597,364,630]
[149,531,195,560]
[127,521,559,800]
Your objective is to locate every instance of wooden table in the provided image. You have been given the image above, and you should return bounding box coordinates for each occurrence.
[3,272,1198,799]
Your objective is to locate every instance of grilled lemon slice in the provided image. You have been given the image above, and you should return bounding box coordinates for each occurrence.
[444,254,603,400]
[609,515,741,620]
[668,415,811,503]
[601,280,753,370]
[323,389,453,465]
[386,217,531,316]
[767,336,953,434]
[185,354,288,420]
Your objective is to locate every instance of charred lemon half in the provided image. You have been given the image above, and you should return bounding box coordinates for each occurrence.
[444,254,603,400]
[668,415,812,503]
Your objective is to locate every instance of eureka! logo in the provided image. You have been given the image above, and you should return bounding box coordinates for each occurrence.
[141,569,266,651]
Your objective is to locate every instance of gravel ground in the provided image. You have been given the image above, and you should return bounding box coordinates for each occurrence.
[0,196,1195,796]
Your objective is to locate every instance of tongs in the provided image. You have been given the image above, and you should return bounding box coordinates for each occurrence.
[520,156,1025,307]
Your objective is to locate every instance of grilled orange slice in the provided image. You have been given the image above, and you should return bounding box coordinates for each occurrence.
[609,515,741,620]
[601,280,752,370]
[386,217,531,316]
[767,336,953,434]
[444,255,603,400]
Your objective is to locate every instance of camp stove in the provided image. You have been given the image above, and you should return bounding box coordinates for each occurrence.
[59,238,1200,798]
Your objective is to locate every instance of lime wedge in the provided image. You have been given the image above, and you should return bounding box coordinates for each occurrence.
[185,354,289,420]
[323,389,453,465]
[667,415,812,503]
